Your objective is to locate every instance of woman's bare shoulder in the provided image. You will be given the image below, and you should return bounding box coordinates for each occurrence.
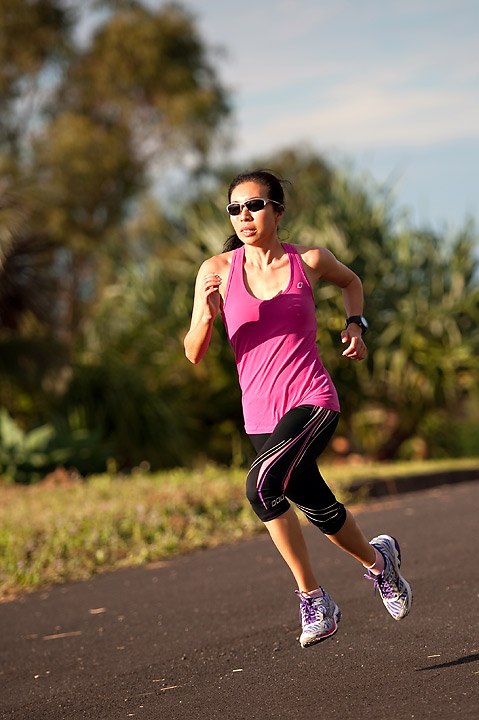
[292,244,327,267]
[289,244,338,285]
[200,251,234,275]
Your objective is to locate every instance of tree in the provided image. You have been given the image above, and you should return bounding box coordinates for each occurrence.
[0,0,230,327]
[58,2,229,161]
[0,0,231,473]
[0,0,72,158]
[355,225,479,459]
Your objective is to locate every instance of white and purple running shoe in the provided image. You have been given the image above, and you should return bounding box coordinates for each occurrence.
[295,587,341,648]
[366,534,412,621]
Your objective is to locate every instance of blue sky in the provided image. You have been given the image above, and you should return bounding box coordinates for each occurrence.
[172,0,478,233]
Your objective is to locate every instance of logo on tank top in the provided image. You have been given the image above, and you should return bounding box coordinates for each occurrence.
[297,282,303,289]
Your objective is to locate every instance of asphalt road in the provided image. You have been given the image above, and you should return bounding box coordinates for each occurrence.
[1,481,478,720]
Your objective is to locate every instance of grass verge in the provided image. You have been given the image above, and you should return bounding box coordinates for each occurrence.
[1,458,478,601]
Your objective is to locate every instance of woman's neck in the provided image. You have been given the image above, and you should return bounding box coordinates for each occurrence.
[243,237,284,268]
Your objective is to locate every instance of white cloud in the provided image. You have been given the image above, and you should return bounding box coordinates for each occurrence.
[218,1,479,154]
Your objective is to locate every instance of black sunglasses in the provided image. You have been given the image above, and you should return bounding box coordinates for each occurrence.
[226,197,283,216]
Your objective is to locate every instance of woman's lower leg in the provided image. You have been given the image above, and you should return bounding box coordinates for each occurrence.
[264,508,319,593]
[263,506,379,594]
[326,509,376,566]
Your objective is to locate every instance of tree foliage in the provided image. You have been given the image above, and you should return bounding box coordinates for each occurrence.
[0,0,232,477]
[0,0,72,156]
[59,2,228,159]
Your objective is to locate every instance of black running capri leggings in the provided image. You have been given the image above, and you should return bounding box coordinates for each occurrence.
[247,405,347,535]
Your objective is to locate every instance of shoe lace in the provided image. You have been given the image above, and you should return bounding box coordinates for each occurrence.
[296,594,325,625]
[364,568,396,599]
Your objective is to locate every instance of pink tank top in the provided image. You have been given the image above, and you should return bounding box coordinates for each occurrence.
[221,243,340,433]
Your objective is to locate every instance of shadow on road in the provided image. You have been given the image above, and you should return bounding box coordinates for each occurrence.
[416,652,479,671]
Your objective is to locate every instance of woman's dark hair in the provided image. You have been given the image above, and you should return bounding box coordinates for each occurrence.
[222,170,286,252]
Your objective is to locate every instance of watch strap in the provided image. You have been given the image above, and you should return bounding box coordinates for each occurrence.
[345,315,368,335]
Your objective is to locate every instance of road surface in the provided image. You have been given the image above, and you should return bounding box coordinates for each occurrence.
[1,481,478,719]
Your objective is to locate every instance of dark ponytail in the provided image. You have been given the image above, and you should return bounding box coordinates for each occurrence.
[223,234,244,252]
[222,169,286,254]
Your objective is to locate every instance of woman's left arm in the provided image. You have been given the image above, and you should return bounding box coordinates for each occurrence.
[301,246,367,361]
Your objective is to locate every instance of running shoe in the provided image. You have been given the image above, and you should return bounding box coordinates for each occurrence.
[295,587,341,648]
[365,534,412,620]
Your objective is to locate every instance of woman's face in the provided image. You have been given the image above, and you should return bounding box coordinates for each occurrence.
[228,181,283,246]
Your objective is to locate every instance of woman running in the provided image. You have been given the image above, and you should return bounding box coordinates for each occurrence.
[184,169,412,648]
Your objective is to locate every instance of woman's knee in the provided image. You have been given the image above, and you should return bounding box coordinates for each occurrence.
[246,469,290,521]
[295,499,347,535]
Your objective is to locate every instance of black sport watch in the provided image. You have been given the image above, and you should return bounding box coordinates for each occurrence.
[345,315,368,335]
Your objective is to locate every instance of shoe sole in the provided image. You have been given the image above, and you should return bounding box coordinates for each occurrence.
[300,604,341,648]
[372,534,413,620]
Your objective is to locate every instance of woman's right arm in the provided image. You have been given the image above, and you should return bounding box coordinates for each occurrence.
[184,261,223,364]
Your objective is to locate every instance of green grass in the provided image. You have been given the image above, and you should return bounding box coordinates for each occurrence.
[1,458,478,601]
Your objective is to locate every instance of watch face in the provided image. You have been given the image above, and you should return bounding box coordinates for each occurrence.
[360,316,368,329]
